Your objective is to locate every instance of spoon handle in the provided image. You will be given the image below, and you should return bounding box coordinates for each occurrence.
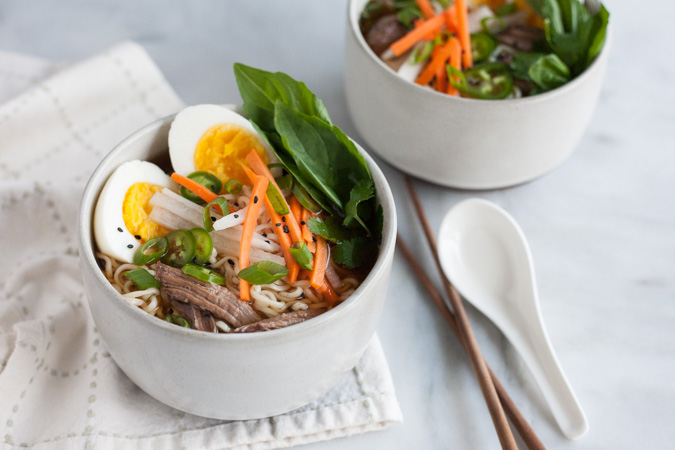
[509,312,589,439]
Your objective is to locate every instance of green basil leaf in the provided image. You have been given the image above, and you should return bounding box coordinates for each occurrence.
[527,54,570,91]
[238,260,289,285]
[203,197,230,231]
[266,182,290,215]
[307,217,353,243]
[333,237,378,269]
[343,179,375,233]
[234,63,331,134]
[290,242,314,271]
[291,180,322,213]
[274,101,372,211]
[123,269,161,290]
[585,4,609,68]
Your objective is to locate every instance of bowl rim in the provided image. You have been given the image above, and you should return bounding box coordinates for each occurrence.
[78,110,397,342]
[347,0,611,105]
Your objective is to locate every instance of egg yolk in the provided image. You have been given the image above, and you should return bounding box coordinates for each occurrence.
[122,182,168,242]
[194,124,269,185]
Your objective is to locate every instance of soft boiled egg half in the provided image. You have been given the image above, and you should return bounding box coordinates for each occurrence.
[168,104,275,186]
[94,160,171,264]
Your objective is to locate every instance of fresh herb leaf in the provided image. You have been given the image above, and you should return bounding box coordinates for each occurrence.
[274,101,371,210]
[511,52,570,92]
[238,260,289,285]
[333,237,377,269]
[123,269,161,290]
[234,63,331,134]
[290,242,314,271]
[344,179,375,233]
[274,149,334,213]
[307,217,353,243]
[394,0,424,29]
[291,179,322,213]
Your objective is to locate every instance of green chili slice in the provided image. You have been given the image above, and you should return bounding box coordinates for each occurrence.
[202,197,230,231]
[266,183,290,215]
[289,241,314,271]
[160,229,196,267]
[224,179,243,195]
[189,228,213,265]
[238,260,289,285]
[132,236,168,266]
[165,314,190,328]
[292,181,322,213]
[179,171,222,204]
[123,268,161,289]
[181,263,226,284]
[471,32,498,63]
[448,62,513,100]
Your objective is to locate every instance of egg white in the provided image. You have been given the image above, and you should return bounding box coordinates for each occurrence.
[94,160,171,264]
[167,104,275,176]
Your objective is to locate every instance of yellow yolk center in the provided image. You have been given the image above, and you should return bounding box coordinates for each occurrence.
[194,124,269,186]
[122,182,168,242]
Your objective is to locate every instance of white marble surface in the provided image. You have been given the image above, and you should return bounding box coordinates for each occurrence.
[1,0,673,448]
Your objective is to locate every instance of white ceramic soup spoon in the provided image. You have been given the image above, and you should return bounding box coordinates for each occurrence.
[436,198,588,440]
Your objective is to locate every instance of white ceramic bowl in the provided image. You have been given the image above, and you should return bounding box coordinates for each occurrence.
[345,0,610,189]
[77,112,397,420]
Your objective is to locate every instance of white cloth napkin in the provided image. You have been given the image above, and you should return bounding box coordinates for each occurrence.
[0,41,402,449]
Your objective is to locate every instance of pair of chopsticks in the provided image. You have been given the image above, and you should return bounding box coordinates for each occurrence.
[401,177,545,450]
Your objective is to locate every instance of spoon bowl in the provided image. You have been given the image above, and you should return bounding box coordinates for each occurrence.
[437,198,589,440]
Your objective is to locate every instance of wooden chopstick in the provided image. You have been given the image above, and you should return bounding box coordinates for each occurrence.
[396,235,546,450]
[405,177,518,450]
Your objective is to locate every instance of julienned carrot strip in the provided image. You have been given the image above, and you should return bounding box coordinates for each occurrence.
[415,0,435,19]
[444,6,458,31]
[413,19,439,41]
[170,173,217,203]
[436,62,447,92]
[319,280,339,305]
[447,37,462,96]
[455,0,473,68]
[416,39,455,86]
[241,164,300,283]
[301,208,316,253]
[238,175,269,302]
[310,236,328,290]
[290,197,302,224]
[390,13,446,57]
[245,151,303,244]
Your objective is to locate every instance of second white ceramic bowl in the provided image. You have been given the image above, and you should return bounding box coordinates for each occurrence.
[345,0,609,189]
[77,112,397,420]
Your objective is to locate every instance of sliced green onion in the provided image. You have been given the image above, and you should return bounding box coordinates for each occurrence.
[238,260,289,285]
[202,197,230,231]
[290,241,314,271]
[410,41,435,65]
[292,181,322,213]
[481,16,508,35]
[224,179,243,194]
[133,237,168,266]
[165,314,190,328]
[496,2,517,16]
[181,263,225,284]
[275,173,294,191]
[189,228,213,265]
[266,183,290,215]
[179,171,222,204]
[123,268,161,289]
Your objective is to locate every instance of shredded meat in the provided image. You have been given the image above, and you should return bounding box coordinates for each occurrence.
[233,309,326,333]
[155,262,261,328]
[166,298,217,333]
[365,14,408,55]
[494,25,545,52]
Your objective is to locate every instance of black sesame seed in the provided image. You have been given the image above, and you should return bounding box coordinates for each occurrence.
[282,216,286,222]
[283,225,290,234]
[300,221,306,226]
[134,235,141,240]
[262,233,268,237]
[211,216,216,222]
[234,202,239,207]
[312,236,317,242]
[275,223,281,227]
[117,227,123,232]
[254,196,258,203]
[210,184,215,191]
[299,293,306,299]
[228,259,234,265]
[127,244,134,249]
[234,214,239,219]
[265,240,270,244]
[168,308,174,314]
